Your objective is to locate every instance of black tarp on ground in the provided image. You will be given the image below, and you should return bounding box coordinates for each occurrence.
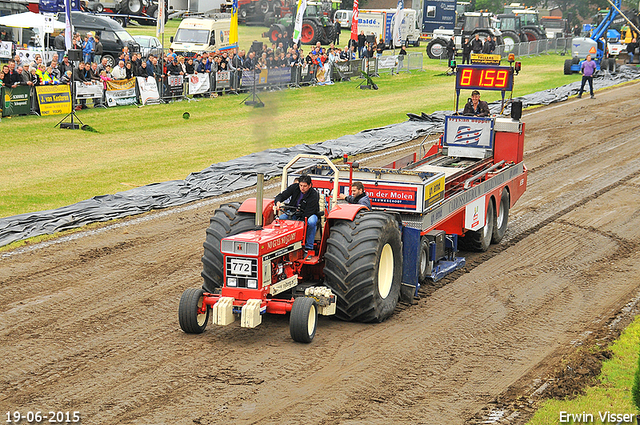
[2,66,640,247]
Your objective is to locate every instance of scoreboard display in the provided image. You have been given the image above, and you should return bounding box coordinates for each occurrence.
[455,65,514,91]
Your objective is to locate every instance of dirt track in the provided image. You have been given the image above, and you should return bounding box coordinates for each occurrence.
[2,82,640,425]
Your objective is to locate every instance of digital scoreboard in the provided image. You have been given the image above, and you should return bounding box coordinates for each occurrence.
[455,65,514,92]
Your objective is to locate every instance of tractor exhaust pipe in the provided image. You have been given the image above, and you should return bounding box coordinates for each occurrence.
[255,173,264,228]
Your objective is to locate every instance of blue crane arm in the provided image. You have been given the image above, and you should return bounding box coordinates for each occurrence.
[591,0,620,42]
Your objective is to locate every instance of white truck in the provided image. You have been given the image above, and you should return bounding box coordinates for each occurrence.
[170,16,234,56]
[357,8,421,47]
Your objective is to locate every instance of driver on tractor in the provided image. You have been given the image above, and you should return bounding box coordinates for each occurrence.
[274,175,320,256]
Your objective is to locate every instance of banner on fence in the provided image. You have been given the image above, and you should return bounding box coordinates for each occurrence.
[2,86,31,116]
[216,71,231,89]
[377,55,399,69]
[0,41,11,59]
[36,85,71,116]
[470,53,501,65]
[187,73,210,95]
[167,75,184,97]
[75,81,103,99]
[266,67,292,85]
[137,76,160,105]
[241,70,260,87]
[105,78,137,107]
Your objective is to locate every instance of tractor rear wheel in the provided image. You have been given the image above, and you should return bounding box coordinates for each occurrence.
[201,203,256,292]
[324,211,403,323]
[523,29,538,41]
[459,198,495,252]
[290,297,318,343]
[179,288,209,334]
[301,20,321,45]
[325,23,337,44]
[564,59,573,75]
[491,190,510,244]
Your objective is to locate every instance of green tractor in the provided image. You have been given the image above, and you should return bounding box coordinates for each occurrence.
[265,0,340,45]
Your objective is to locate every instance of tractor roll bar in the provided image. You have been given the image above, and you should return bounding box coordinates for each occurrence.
[281,154,340,211]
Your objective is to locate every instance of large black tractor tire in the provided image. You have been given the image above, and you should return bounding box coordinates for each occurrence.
[263,11,275,26]
[123,0,143,14]
[300,20,321,45]
[502,31,519,53]
[426,38,447,59]
[267,24,286,44]
[178,288,210,334]
[459,198,495,252]
[523,29,539,41]
[324,211,403,323]
[491,190,510,244]
[201,203,256,292]
[290,297,318,343]
[324,23,337,44]
[258,0,269,15]
[564,58,573,75]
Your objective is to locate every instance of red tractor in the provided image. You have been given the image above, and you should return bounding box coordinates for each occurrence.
[179,63,528,343]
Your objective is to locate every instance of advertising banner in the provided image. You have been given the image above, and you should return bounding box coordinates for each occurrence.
[75,81,103,100]
[136,76,160,105]
[266,67,291,85]
[187,73,210,95]
[241,70,259,87]
[36,85,71,116]
[2,86,31,117]
[215,71,231,89]
[444,116,494,159]
[167,75,184,97]
[0,41,11,59]
[105,78,137,107]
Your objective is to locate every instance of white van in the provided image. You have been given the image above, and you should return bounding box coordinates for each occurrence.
[334,10,353,29]
[170,17,234,56]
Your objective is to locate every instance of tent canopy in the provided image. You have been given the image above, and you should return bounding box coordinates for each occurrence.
[0,12,65,30]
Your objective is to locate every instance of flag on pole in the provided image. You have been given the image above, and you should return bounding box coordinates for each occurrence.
[156,0,165,38]
[64,0,73,50]
[293,0,307,44]
[229,0,239,47]
[392,0,404,47]
[350,0,359,41]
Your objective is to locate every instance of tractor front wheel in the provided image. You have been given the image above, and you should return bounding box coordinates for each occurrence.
[179,288,210,334]
[290,297,318,343]
[324,211,403,323]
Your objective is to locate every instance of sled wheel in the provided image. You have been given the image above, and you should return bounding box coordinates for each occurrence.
[459,198,495,252]
[491,190,510,244]
[290,297,318,343]
[179,288,209,334]
[418,236,433,284]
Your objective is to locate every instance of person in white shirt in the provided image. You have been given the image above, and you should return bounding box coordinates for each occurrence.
[111,60,127,80]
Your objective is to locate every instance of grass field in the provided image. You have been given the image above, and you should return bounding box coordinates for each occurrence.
[0,31,581,219]
[527,315,640,425]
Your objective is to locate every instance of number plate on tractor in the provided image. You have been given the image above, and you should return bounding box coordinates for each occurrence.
[230,259,252,276]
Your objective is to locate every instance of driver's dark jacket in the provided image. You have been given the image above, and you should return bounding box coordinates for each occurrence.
[274,183,320,219]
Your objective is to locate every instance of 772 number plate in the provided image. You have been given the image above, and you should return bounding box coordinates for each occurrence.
[230,259,252,276]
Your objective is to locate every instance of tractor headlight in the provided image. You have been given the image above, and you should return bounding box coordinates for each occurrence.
[227,277,237,287]
[247,279,258,289]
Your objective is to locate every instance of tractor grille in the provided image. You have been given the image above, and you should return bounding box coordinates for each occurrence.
[225,257,259,288]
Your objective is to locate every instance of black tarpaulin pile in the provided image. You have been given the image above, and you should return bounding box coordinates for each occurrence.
[2,66,640,247]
